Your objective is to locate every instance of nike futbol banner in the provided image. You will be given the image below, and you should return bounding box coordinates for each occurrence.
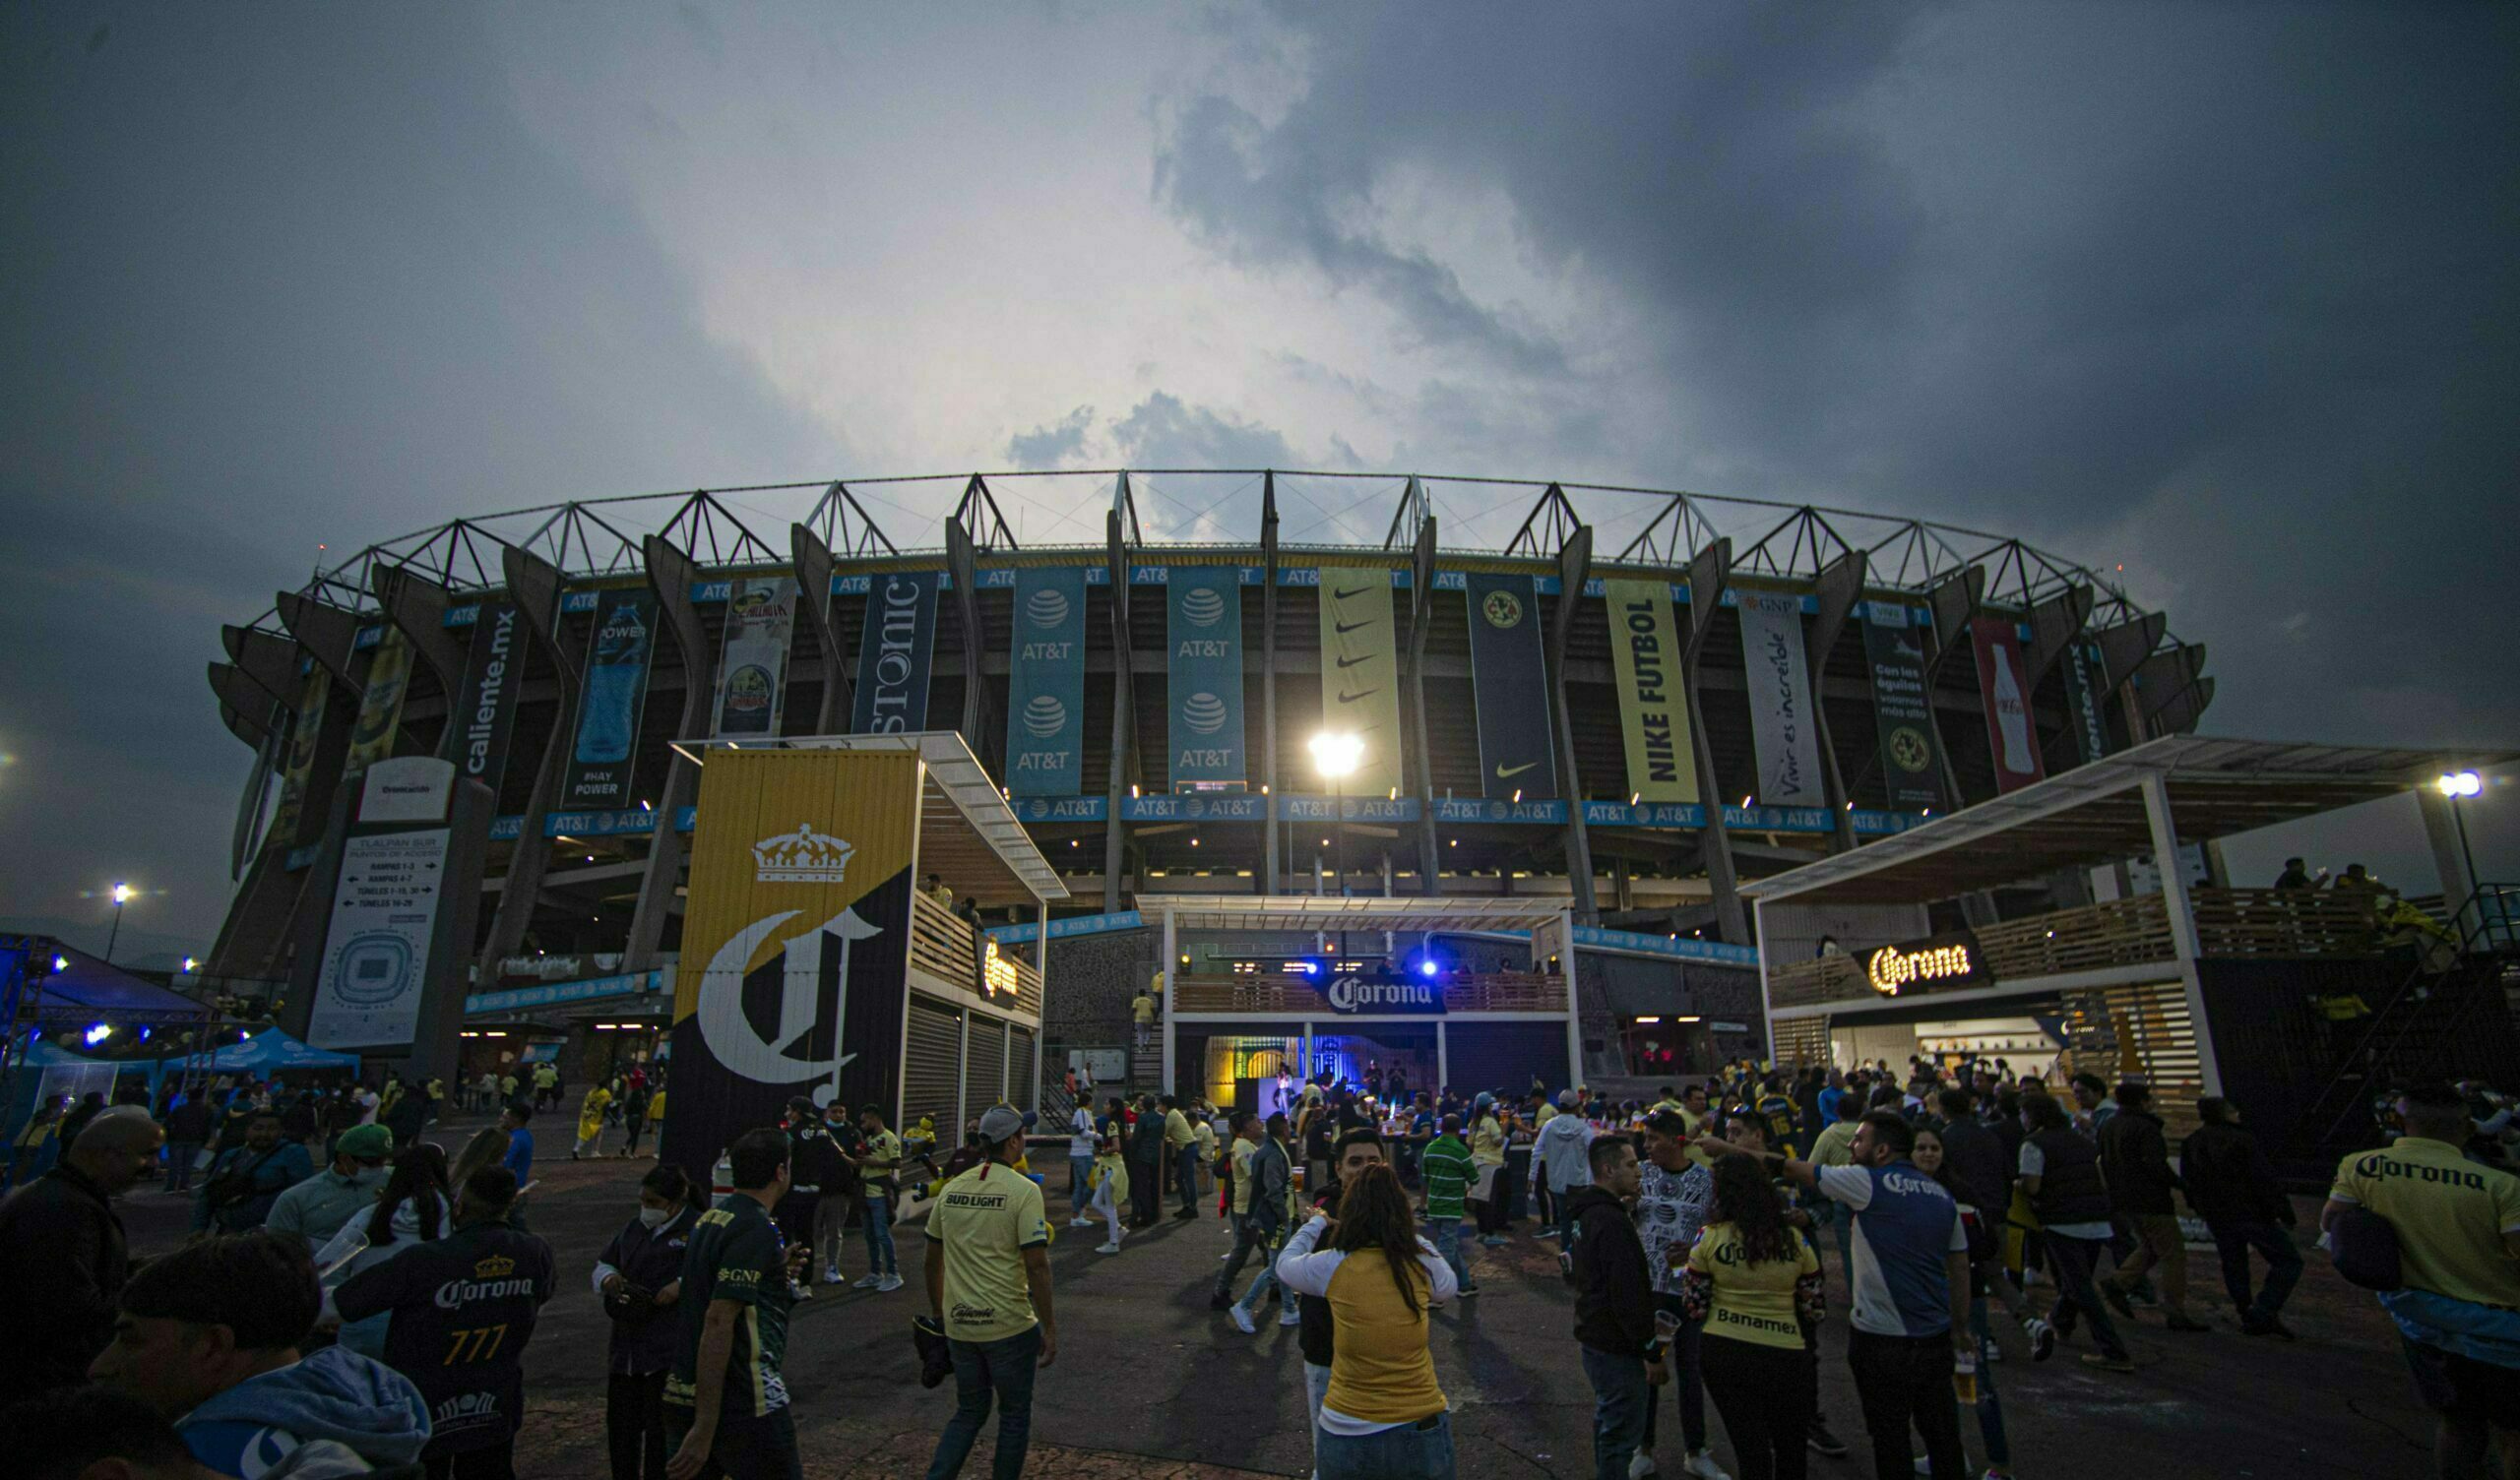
[1464,572,1556,799]
[342,626,411,777]
[1006,567,1087,796]
[712,577,797,738]
[452,601,524,796]
[662,748,919,1177]
[1972,619,2047,793]
[1860,605,1947,813]
[1735,591,1826,807]
[851,571,940,734]
[1166,566,1245,785]
[1317,571,1404,796]
[1604,580,1696,803]
[561,588,660,810]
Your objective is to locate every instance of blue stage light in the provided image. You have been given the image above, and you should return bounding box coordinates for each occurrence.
[1418,960,1439,978]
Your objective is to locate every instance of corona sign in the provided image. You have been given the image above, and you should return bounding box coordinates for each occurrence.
[1862,933,1988,997]
[981,938,1019,1000]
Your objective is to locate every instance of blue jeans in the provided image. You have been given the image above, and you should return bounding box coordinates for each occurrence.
[1175,1145,1202,1214]
[1580,1345,1651,1480]
[862,1194,898,1276]
[1314,1411,1454,1479]
[924,1326,1041,1480]
[1069,1154,1094,1214]
[1430,1217,1472,1289]
[1967,1290,2011,1470]
[1638,1294,1708,1454]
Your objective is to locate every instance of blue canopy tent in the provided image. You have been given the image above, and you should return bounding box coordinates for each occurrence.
[204,1029,361,1077]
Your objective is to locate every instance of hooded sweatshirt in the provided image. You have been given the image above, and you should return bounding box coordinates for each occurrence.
[1533,1109,1596,1194]
[178,1345,430,1478]
[1567,1185,1657,1359]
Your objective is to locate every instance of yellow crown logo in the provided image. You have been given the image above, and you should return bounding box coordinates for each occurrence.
[472,1254,517,1278]
[752,824,853,884]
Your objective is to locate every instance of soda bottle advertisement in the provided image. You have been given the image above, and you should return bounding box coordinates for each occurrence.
[562,587,659,808]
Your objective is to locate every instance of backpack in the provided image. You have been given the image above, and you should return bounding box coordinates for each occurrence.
[2326,1205,2404,1292]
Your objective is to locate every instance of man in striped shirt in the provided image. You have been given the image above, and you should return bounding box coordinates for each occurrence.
[1420,1115,1480,1297]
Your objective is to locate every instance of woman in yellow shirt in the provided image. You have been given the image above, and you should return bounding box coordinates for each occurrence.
[573,1083,612,1159]
[1468,1095,1510,1247]
[1682,1152,1823,1480]
[1276,1161,1458,1476]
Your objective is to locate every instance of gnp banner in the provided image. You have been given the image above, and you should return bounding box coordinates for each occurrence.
[2060,641,2110,767]
[1971,618,2047,793]
[343,628,410,776]
[269,659,331,848]
[452,600,524,796]
[662,748,919,1175]
[1735,591,1825,807]
[1317,571,1405,796]
[713,577,798,738]
[1006,567,1087,796]
[1860,604,1947,812]
[1464,572,1556,799]
[851,571,940,734]
[1166,566,1245,785]
[1604,580,1695,803]
[562,588,660,810]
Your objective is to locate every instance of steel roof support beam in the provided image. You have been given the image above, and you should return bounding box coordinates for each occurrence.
[275,591,364,688]
[1405,509,1443,895]
[951,473,1019,552]
[624,535,715,974]
[221,625,302,708]
[1678,537,1750,946]
[1261,473,1282,894]
[1545,519,1600,923]
[790,523,854,732]
[1102,480,1140,911]
[371,564,471,720]
[1806,547,1868,854]
[945,517,995,771]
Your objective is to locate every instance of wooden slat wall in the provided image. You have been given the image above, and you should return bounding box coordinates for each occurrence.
[2058,979,2205,1141]
[910,890,1043,1017]
[1772,1016,1832,1069]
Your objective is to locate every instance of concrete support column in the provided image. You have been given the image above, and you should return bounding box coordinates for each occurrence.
[2417,787,2482,938]
[1159,903,1177,1094]
[1435,1019,1449,1093]
[1557,910,1584,1090]
[2141,769,2221,1094]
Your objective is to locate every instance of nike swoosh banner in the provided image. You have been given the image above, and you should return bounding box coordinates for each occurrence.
[1464,572,1557,798]
[1735,591,1826,807]
[1317,571,1405,795]
[1006,566,1088,796]
[1971,618,2048,793]
[1860,604,1948,812]
[1604,580,1695,803]
[451,601,524,797]
[852,570,941,734]
[663,747,918,1176]
[712,577,798,738]
[562,587,661,811]
[1167,566,1246,785]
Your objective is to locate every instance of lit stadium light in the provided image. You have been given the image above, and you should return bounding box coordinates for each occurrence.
[111,882,134,904]
[1308,731,1363,779]
[86,1023,113,1045]
[2437,771,2484,798]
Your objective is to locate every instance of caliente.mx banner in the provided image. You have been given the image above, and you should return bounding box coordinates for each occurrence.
[713,577,798,738]
[851,571,940,734]
[1464,572,1556,799]
[1166,565,1245,785]
[1317,570,1406,796]
[1860,604,1947,813]
[1604,579,1696,803]
[451,600,524,796]
[562,587,660,810]
[1006,566,1087,796]
[1735,590,1825,807]
[1971,617,2047,794]
[662,748,919,1175]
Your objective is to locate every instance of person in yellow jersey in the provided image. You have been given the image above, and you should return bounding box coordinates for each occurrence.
[1469,1093,1510,1248]
[1087,1124,1129,1254]
[846,1105,906,1292]
[1276,1157,1458,1476]
[923,1105,1055,1480]
[1162,1095,1201,1220]
[573,1081,613,1160]
[1678,1083,1720,1170]
[2323,1083,2520,1479]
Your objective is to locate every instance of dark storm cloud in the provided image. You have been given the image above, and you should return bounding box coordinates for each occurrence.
[1109,392,1304,469]
[1006,405,1097,469]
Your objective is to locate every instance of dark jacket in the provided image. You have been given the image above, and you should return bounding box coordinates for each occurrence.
[785,1126,847,1197]
[1298,1181,1342,1367]
[598,1206,696,1374]
[1129,1106,1167,1165]
[165,1098,215,1145]
[0,1164,129,1393]
[2026,1127,2111,1228]
[2178,1121,2291,1227]
[1567,1185,1657,1359]
[1245,1136,1292,1237]
[1937,1116,2011,1215]
[2097,1108,2181,1217]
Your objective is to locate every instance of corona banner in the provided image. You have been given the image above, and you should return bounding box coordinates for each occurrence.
[562,588,660,810]
[343,627,410,777]
[851,571,940,734]
[712,577,798,738]
[1316,571,1404,796]
[1604,579,1695,803]
[1464,572,1556,798]
[1860,604,1947,812]
[661,748,919,1175]
[1166,566,1245,785]
[1971,618,2047,793]
[1735,591,1825,807]
[1006,567,1087,796]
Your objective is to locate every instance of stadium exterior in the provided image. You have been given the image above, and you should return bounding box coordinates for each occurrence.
[203,470,2236,1128]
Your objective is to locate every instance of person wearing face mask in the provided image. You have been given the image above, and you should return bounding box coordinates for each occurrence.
[263,1123,394,1257]
[596,1165,698,1480]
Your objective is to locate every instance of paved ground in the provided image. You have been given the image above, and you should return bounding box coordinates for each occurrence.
[123,1117,2446,1478]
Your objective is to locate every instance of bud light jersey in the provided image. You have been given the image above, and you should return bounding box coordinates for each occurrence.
[666,1195,796,1418]
[332,1219,557,1456]
[1814,1162,1967,1338]
[2329,1137,2520,1309]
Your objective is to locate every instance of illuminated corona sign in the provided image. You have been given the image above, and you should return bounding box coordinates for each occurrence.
[981,938,1019,999]
[1863,934,1986,997]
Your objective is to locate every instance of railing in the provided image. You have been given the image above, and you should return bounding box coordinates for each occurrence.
[1171,971,1568,1015]
[910,891,1042,1018]
[1766,887,2385,1010]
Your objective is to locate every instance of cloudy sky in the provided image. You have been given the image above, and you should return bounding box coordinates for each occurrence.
[4,2,2513,955]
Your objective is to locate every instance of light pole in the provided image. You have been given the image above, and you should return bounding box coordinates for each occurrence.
[1310,732,1363,901]
[2437,771,2484,915]
[105,882,135,964]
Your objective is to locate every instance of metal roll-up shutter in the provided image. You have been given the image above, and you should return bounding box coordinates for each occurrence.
[965,1017,1008,1125]
[1009,1026,1038,1114]
[1443,1021,1570,1098]
[904,994,963,1138]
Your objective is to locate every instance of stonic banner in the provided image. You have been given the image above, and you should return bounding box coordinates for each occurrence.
[1006,567,1087,796]
[1604,579,1696,803]
[562,588,660,811]
[713,577,798,738]
[1317,570,1405,797]
[343,627,411,777]
[452,600,524,797]
[1464,572,1556,799]
[1166,566,1246,786]
[661,747,918,1176]
[1860,604,1947,812]
[1735,590,1826,808]
[851,571,940,734]
[1972,618,2047,794]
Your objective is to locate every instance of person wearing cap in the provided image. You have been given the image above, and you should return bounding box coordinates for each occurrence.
[263,1122,393,1256]
[923,1104,1055,1480]
[778,1099,848,1301]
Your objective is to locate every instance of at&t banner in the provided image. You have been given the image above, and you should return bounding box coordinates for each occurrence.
[1604,579,1695,803]
[1007,567,1087,796]
[1735,591,1825,807]
[562,588,660,810]
[662,748,919,1177]
[1166,566,1245,785]
[852,571,940,734]
[452,601,523,796]
[1860,604,1946,812]
[1317,571,1404,796]
[1971,618,2046,793]
[1464,572,1556,799]
[713,577,798,738]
